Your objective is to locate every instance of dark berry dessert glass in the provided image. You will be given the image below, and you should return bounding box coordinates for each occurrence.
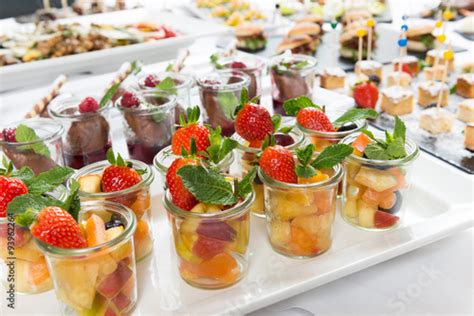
[270,53,317,115]
[0,118,64,175]
[48,94,112,169]
[197,70,250,137]
[341,132,419,231]
[136,72,193,124]
[69,159,154,261]
[117,92,176,164]
[231,129,304,217]
[213,55,265,100]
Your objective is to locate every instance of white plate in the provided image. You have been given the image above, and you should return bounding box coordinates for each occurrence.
[0,9,227,92]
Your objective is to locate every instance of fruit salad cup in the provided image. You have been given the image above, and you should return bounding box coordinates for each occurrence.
[136,72,193,124]
[259,164,342,258]
[232,130,304,217]
[117,92,176,164]
[341,133,419,231]
[70,160,154,261]
[0,118,64,175]
[270,54,317,115]
[164,186,254,289]
[35,201,137,316]
[197,69,250,137]
[153,145,235,187]
[213,55,265,99]
[49,94,112,169]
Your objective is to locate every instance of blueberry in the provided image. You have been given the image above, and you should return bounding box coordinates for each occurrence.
[105,218,125,230]
[368,75,380,86]
[275,133,294,147]
[337,122,358,132]
[379,191,403,214]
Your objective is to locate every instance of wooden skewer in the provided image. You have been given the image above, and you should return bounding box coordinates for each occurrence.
[436,44,452,111]
[43,0,51,10]
[172,49,190,73]
[25,75,67,119]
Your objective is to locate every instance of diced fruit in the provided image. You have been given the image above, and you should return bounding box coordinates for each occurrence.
[97,255,118,278]
[269,220,291,248]
[97,261,133,299]
[112,292,132,311]
[78,175,102,193]
[190,203,223,214]
[346,162,361,181]
[298,172,329,184]
[8,239,43,262]
[355,167,398,192]
[353,81,379,109]
[313,190,333,214]
[378,192,396,209]
[15,258,52,293]
[290,226,318,256]
[361,188,393,206]
[129,191,150,219]
[180,218,200,236]
[105,227,133,262]
[182,252,239,284]
[342,199,358,218]
[196,222,236,242]
[85,214,106,247]
[176,235,200,264]
[105,226,124,241]
[272,191,317,221]
[388,167,407,189]
[352,133,371,153]
[357,200,376,228]
[291,214,320,236]
[27,257,50,286]
[374,210,399,228]
[379,190,403,214]
[192,236,226,259]
[346,184,362,200]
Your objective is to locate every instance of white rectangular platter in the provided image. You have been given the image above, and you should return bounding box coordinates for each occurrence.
[0,8,227,92]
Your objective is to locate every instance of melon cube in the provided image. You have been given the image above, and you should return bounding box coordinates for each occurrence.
[357,200,376,228]
[355,167,398,192]
[78,174,102,193]
[269,220,291,248]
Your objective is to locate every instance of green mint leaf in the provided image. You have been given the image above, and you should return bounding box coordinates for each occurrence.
[283,96,320,116]
[364,143,390,160]
[216,138,238,163]
[385,130,394,144]
[131,60,143,74]
[393,116,406,141]
[311,144,353,169]
[296,165,317,178]
[450,84,457,94]
[64,180,81,221]
[100,82,120,108]
[11,167,35,183]
[156,77,177,95]
[362,130,387,147]
[293,60,309,69]
[237,166,257,198]
[272,114,282,130]
[296,144,314,167]
[217,91,239,119]
[25,166,74,195]
[177,165,237,205]
[386,137,407,159]
[7,194,64,227]
[333,108,379,128]
[278,126,293,134]
[165,63,173,72]
[15,124,51,157]
[240,88,249,105]
[107,148,116,165]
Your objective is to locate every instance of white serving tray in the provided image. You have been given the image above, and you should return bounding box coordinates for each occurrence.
[0,9,227,92]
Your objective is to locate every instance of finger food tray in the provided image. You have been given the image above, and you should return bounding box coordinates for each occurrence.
[1,55,472,315]
[0,9,227,92]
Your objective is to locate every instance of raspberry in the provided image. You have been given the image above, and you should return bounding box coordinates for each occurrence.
[120,91,140,108]
[144,75,160,87]
[2,128,17,142]
[230,61,247,69]
[78,97,99,113]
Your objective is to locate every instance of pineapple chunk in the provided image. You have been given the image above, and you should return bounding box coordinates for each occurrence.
[78,175,102,193]
[271,191,317,221]
[357,200,376,228]
[354,167,397,192]
[269,220,291,248]
[342,199,358,218]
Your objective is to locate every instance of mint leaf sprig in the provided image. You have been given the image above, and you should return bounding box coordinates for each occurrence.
[283,96,321,116]
[295,144,353,178]
[200,126,238,165]
[210,53,224,70]
[155,77,177,95]
[361,116,408,160]
[100,82,120,108]
[16,124,51,157]
[332,108,379,128]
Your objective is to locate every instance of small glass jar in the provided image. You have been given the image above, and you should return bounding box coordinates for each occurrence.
[259,164,342,258]
[340,133,419,231]
[136,72,193,124]
[163,186,254,289]
[269,54,317,115]
[69,160,154,261]
[153,145,235,187]
[0,118,64,175]
[117,92,176,165]
[35,201,137,316]
[213,55,265,100]
[197,70,250,137]
[231,129,305,217]
[48,94,112,169]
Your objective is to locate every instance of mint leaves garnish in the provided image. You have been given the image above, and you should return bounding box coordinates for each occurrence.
[217,91,239,119]
[295,144,352,178]
[100,82,120,108]
[15,124,51,157]
[210,53,224,70]
[24,166,74,196]
[155,77,177,95]
[177,165,256,205]
[332,108,379,128]
[283,96,321,116]
[200,126,238,164]
[362,116,408,160]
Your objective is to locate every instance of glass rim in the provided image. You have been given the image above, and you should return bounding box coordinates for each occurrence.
[68,159,154,198]
[48,94,112,120]
[297,119,368,138]
[137,71,194,90]
[163,180,255,220]
[341,132,420,166]
[216,56,266,73]
[34,200,136,258]
[232,128,305,154]
[258,163,344,189]
[153,145,235,175]
[116,92,177,114]
[196,69,250,90]
[270,53,318,74]
[0,118,64,146]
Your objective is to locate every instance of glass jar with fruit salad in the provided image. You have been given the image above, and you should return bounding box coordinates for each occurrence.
[197,69,250,137]
[69,158,154,261]
[340,126,419,231]
[116,91,176,164]
[0,118,64,175]
[269,53,317,115]
[35,201,138,316]
[49,94,113,169]
[135,71,193,124]
[231,129,304,217]
[211,54,266,100]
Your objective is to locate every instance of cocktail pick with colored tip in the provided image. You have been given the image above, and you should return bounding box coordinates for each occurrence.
[356,27,367,63]
[436,46,453,110]
[366,18,375,61]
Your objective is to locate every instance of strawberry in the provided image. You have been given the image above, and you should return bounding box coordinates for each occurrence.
[101,150,142,193]
[259,145,297,184]
[0,176,28,217]
[78,96,99,113]
[353,82,379,109]
[235,103,274,141]
[31,206,87,249]
[296,108,335,132]
[171,107,210,156]
[166,158,198,211]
